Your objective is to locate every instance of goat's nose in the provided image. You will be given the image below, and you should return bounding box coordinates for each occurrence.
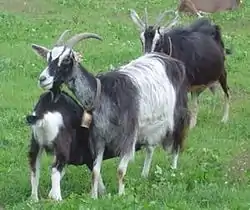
[39,75,47,82]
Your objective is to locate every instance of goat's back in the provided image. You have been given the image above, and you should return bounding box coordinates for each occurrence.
[33,91,83,128]
[162,29,224,86]
[119,53,187,138]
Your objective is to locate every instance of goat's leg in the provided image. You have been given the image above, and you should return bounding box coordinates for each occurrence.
[218,73,230,123]
[141,145,155,178]
[48,155,66,201]
[97,175,106,195]
[86,162,106,196]
[91,148,104,199]
[171,106,190,169]
[117,155,131,196]
[117,138,136,196]
[189,91,199,129]
[29,139,42,201]
[171,146,180,169]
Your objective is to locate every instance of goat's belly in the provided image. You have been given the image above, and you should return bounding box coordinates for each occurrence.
[138,119,170,146]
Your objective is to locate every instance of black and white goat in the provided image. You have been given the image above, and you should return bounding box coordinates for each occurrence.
[27,87,89,201]
[31,30,190,199]
[27,86,143,201]
[130,9,230,128]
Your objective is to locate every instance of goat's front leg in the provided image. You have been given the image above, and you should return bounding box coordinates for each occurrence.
[91,148,104,199]
[98,175,106,195]
[48,156,65,201]
[86,162,106,196]
[29,139,43,202]
[141,145,155,178]
[189,91,199,129]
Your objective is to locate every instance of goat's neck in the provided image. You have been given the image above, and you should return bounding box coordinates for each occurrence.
[67,63,97,110]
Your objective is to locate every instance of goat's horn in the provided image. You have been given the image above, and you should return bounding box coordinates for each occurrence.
[130,9,145,31]
[153,9,176,29]
[66,33,103,48]
[55,30,70,46]
[164,10,180,29]
[144,8,148,28]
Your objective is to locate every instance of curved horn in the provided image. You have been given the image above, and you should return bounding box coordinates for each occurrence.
[144,8,148,28]
[66,33,103,48]
[130,9,145,31]
[164,11,180,30]
[55,30,70,46]
[153,9,176,29]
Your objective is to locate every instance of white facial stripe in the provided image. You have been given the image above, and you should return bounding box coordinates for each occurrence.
[51,46,65,61]
[58,48,71,67]
[46,52,51,62]
[151,30,160,52]
[39,67,54,90]
[140,32,146,53]
[140,32,145,45]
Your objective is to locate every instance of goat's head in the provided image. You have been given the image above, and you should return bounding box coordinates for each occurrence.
[130,8,179,53]
[31,30,102,90]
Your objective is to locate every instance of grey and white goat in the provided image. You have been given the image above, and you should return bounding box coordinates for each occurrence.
[31,30,190,199]
[130,9,230,128]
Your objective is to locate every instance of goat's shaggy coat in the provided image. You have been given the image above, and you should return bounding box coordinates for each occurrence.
[130,12,230,128]
[32,31,190,199]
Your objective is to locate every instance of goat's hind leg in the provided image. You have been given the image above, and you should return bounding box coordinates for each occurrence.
[218,72,230,123]
[170,107,190,169]
[117,134,137,196]
[141,145,155,178]
[189,91,199,129]
[29,138,43,201]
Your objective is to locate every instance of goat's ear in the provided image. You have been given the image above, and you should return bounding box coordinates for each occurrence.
[31,44,50,59]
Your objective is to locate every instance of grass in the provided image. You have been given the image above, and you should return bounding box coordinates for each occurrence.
[0,0,250,209]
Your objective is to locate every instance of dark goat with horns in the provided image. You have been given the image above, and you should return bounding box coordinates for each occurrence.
[130,9,230,128]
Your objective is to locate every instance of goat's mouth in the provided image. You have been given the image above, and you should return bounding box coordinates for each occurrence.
[39,81,53,90]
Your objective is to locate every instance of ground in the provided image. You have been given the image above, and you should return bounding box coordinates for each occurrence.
[0,0,250,209]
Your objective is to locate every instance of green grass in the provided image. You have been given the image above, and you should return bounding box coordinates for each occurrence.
[1,0,250,209]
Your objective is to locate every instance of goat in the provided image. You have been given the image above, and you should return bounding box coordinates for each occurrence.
[27,86,143,201]
[178,0,205,17]
[31,30,190,199]
[178,0,242,16]
[130,10,230,128]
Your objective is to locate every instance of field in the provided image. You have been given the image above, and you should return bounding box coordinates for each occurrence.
[0,0,250,209]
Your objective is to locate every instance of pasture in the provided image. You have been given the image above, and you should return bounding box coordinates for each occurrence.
[0,0,250,209]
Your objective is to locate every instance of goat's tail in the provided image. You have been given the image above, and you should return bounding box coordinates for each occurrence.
[172,108,190,153]
[214,24,232,55]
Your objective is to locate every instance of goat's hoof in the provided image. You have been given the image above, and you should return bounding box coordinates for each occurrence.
[30,194,39,202]
[118,191,125,196]
[189,118,197,129]
[189,123,196,129]
[221,117,228,123]
[171,165,177,170]
[141,172,149,178]
[98,188,106,196]
[48,189,62,201]
[118,185,125,196]
[91,194,98,199]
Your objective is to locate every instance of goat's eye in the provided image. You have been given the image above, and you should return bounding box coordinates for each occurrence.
[62,57,71,65]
